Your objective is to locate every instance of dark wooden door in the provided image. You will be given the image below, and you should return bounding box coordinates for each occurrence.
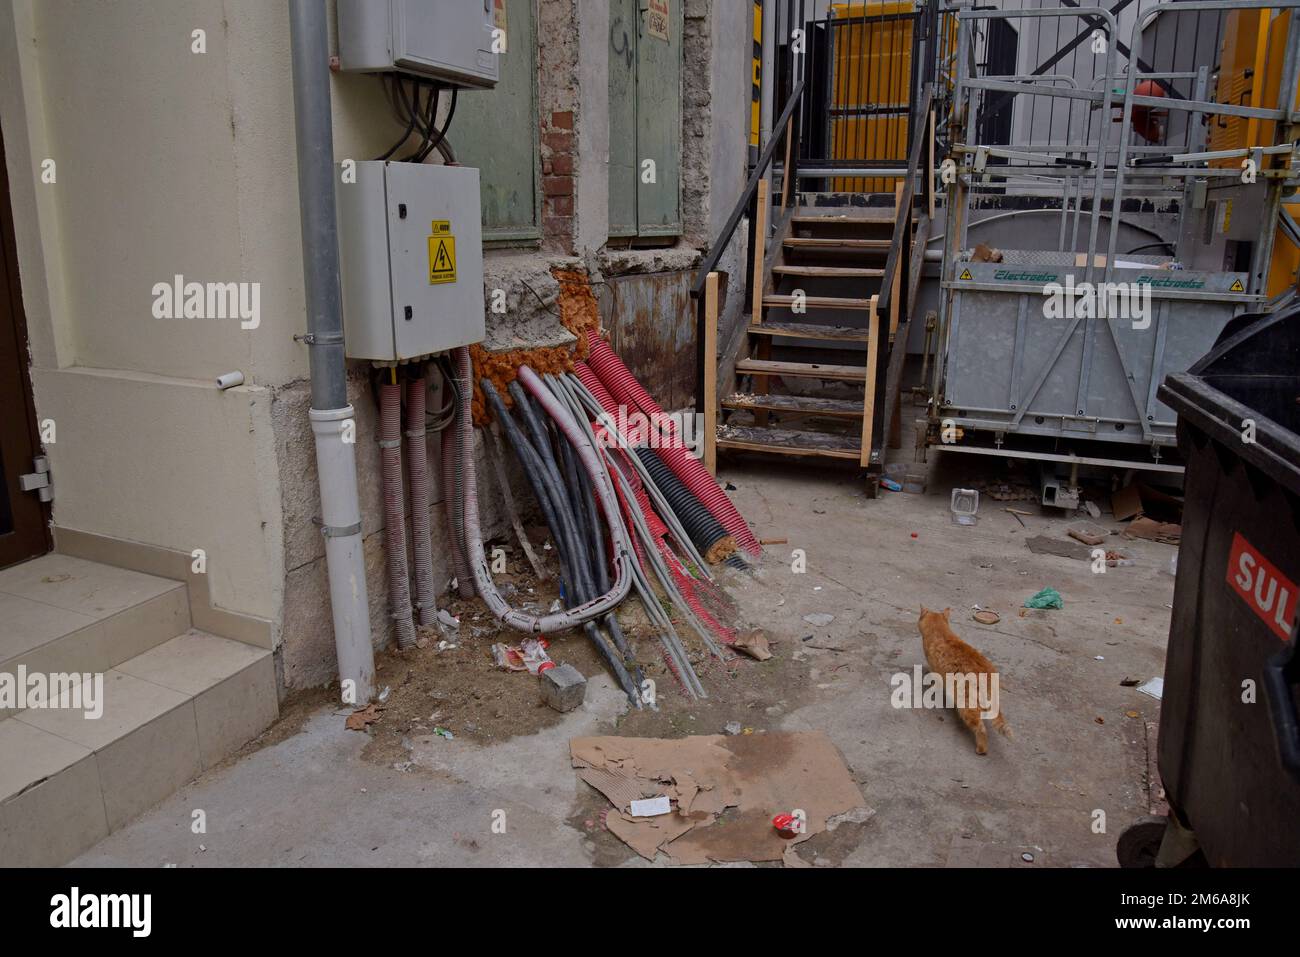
[0,116,50,568]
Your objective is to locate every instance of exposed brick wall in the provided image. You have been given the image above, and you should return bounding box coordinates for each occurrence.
[542,109,577,245]
[536,0,580,253]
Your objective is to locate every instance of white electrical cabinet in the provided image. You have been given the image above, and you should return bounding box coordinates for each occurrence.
[336,161,485,362]
[336,0,499,88]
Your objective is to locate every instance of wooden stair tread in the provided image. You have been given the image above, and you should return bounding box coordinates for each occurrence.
[736,358,866,382]
[793,209,897,223]
[716,425,861,460]
[784,238,891,248]
[772,265,885,278]
[762,295,874,311]
[748,321,871,342]
[723,393,864,417]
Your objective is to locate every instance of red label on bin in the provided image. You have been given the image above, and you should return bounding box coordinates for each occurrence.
[1226,532,1297,641]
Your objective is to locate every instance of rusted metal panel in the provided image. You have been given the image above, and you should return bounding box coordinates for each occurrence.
[598,270,696,409]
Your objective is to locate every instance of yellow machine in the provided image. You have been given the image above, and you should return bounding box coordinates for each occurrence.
[1211,7,1300,297]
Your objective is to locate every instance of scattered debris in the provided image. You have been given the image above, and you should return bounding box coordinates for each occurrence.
[972,609,1001,625]
[724,721,743,736]
[630,795,672,818]
[1120,677,1141,687]
[41,574,72,584]
[490,637,553,674]
[345,704,383,732]
[1004,507,1027,527]
[950,487,980,526]
[759,537,788,545]
[437,609,460,631]
[881,476,903,492]
[431,726,455,739]
[1024,587,1064,609]
[802,612,835,627]
[772,813,801,839]
[1067,523,1107,547]
[1112,483,1143,521]
[733,628,774,661]
[1137,677,1164,700]
[1025,535,1092,561]
[1124,517,1181,544]
[376,686,391,703]
[1082,501,1102,519]
[540,662,587,712]
[571,732,871,866]
[971,242,1004,263]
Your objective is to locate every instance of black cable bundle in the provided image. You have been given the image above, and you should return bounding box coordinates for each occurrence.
[632,447,735,564]
[480,379,644,706]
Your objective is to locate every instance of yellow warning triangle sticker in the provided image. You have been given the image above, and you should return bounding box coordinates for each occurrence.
[432,241,454,273]
[959,268,973,280]
[1229,278,1244,292]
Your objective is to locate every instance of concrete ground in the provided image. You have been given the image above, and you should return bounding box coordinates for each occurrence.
[73,452,1175,867]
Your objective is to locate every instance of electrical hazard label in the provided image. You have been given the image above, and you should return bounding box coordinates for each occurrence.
[959,268,973,280]
[1229,278,1245,292]
[428,220,456,284]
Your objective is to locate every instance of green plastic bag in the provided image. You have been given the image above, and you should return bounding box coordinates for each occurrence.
[1024,587,1064,609]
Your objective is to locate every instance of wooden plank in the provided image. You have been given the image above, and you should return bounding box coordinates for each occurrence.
[747,321,871,342]
[762,294,875,311]
[722,393,864,418]
[717,425,861,460]
[793,208,896,223]
[859,295,880,467]
[772,265,885,278]
[703,271,719,476]
[783,238,891,249]
[737,358,866,382]
[889,183,903,340]
[751,178,769,327]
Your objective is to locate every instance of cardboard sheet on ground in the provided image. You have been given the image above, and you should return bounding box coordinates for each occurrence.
[571,731,870,865]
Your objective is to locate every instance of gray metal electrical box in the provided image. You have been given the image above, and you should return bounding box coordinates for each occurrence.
[336,162,485,362]
[336,0,499,88]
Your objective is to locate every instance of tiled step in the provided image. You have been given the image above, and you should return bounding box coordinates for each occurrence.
[0,555,190,720]
[736,357,866,382]
[748,321,872,343]
[716,425,862,460]
[0,629,277,866]
[723,392,865,418]
[762,295,875,312]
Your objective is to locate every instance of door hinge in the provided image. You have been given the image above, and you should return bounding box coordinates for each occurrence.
[18,456,53,503]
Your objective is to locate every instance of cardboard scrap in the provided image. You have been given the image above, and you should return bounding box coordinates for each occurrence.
[1112,483,1143,521]
[733,628,774,661]
[571,731,871,866]
[344,703,383,731]
[1124,517,1181,544]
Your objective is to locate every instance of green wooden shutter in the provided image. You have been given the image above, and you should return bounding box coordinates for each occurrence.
[454,0,540,241]
[608,0,640,238]
[634,0,682,236]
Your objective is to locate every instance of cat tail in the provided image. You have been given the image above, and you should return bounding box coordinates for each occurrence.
[991,711,1012,739]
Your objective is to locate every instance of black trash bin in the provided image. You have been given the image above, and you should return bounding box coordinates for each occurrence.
[1153,306,1300,867]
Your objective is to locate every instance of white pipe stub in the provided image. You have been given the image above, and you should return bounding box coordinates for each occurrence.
[216,371,245,390]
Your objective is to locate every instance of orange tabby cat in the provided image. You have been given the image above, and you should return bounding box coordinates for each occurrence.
[918,606,1011,754]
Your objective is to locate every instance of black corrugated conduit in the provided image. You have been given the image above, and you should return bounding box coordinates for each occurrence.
[633,447,736,565]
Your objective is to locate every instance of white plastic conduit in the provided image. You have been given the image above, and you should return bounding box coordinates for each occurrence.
[460,353,633,633]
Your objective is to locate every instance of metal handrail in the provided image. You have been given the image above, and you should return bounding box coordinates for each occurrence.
[690,79,806,301]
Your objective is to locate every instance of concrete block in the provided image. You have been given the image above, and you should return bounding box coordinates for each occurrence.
[539,663,586,712]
